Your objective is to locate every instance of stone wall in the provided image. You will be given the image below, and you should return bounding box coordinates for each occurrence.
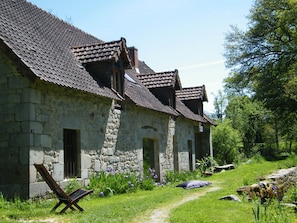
[1,52,206,199]
[29,80,115,197]
[0,52,32,198]
[29,81,181,197]
[175,117,201,171]
[237,167,297,202]
[116,105,176,180]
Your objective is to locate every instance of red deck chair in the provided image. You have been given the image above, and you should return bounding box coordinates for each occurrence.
[34,163,93,214]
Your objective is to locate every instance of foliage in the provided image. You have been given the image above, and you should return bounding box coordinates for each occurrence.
[252,199,291,223]
[169,155,297,223]
[1,157,297,222]
[88,168,160,197]
[212,119,242,164]
[196,156,218,173]
[65,178,81,194]
[165,170,201,183]
[223,0,297,154]
[225,96,267,157]
[213,90,228,119]
[224,0,297,113]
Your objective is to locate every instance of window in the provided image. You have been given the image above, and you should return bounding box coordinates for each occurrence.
[63,129,80,178]
[112,69,123,96]
[188,140,193,171]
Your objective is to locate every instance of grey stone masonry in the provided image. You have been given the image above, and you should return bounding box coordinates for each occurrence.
[0,51,32,198]
[1,51,208,199]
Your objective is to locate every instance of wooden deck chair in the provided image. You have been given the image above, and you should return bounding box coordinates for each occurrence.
[34,163,93,214]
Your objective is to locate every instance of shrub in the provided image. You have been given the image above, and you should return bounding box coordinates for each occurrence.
[165,170,201,184]
[212,119,241,165]
[89,171,139,196]
[65,178,81,194]
[88,169,160,197]
[196,156,218,174]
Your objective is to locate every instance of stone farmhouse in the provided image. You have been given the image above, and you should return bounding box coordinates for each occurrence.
[0,0,215,199]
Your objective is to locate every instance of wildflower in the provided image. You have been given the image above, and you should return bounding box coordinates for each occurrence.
[99,192,104,197]
[149,168,155,174]
[106,167,112,173]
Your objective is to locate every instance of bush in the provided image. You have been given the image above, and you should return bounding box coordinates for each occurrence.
[165,170,201,184]
[212,120,241,165]
[89,171,139,196]
[88,169,159,197]
[65,178,81,194]
[196,156,218,173]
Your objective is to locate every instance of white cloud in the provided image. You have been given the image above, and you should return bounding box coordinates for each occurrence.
[178,60,225,70]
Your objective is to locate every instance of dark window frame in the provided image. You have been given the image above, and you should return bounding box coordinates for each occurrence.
[63,129,80,178]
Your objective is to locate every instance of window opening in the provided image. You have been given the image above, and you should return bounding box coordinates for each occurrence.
[64,129,80,178]
[112,69,123,95]
[188,140,193,171]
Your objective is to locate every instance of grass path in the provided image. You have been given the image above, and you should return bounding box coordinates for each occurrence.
[138,185,221,223]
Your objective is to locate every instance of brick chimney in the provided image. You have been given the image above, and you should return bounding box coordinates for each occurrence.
[128,47,139,73]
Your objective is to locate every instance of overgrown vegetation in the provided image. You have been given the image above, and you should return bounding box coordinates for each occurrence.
[1,155,297,222]
[88,169,156,197]
[210,0,297,165]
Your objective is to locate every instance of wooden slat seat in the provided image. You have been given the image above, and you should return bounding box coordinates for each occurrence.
[34,163,93,214]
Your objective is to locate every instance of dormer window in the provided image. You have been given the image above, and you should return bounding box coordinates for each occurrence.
[71,38,132,97]
[136,70,181,109]
[176,86,208,115]
[112,68,124,96]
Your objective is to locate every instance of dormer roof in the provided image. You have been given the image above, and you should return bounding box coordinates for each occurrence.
[176,86,208,102]
[137,70,182,90]
[71,38,132,69]
[124,69,178,116]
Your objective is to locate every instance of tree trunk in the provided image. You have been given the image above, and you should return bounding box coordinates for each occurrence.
[274,118,279,150]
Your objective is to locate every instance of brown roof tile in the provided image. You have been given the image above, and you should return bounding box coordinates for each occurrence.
[0,0,120,99]
[137,70,182,90]
[125,70,178,116]
[138,60,155,74]
[176,99,206,122]
[176,86,208,102]
[72,38,132,68]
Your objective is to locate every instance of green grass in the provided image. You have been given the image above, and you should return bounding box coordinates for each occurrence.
[169,157,297,223]
[1,156,297,223]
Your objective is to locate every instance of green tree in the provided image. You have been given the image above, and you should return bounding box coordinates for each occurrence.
[213,90,227,120]
[224,0,297,114]
[225,96,267,157]
[224,0,297,150]
[212,120,242,165]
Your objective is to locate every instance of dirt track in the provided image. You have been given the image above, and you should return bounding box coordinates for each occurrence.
[141,186,220,223]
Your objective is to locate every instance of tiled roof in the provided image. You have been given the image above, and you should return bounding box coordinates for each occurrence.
[72,38,131,68]
[0,0,213,122]
[176,99,206,123]
[125,70,178,116]
[138,61,155,74]
[0,0,120,100]
[176,86,208,102]
[137,70,182,90]
[203,114,217,126]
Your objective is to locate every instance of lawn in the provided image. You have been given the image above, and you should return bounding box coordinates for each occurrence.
[1,156,297,223]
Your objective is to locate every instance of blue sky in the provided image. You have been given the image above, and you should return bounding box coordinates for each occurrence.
[28,0,254,113]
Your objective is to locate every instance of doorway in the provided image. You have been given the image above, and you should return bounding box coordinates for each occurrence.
[142,138,160,180]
